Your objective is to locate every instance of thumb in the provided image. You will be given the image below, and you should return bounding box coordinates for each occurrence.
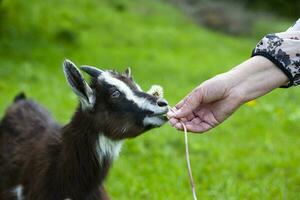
[171,88,203,118]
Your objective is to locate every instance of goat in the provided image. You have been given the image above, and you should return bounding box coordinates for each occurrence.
[0,60,169,200]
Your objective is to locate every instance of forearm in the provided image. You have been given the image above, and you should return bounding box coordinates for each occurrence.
[224,56,289,103]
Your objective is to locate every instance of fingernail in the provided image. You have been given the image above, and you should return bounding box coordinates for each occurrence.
[181,118,187,122]
[167,112,175,117]
[167,111,173,117]
[175,123,182,129]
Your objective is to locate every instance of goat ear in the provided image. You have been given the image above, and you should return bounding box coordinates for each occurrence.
[123,67,131,78]
[63,59,95,110]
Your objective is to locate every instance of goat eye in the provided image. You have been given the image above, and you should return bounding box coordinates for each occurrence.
[111,91,120,98]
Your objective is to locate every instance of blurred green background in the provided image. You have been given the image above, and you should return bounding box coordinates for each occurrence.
[0,0,300,199]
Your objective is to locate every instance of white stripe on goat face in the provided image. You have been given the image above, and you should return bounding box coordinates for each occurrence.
[98,71,165,114]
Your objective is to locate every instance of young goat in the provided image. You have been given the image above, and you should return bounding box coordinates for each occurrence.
[0,60,169,200]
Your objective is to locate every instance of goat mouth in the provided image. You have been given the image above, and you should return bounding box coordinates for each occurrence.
[150,109,168,117]
[150,112,168,122]
[158,114,168,122]
[143,111,168,128]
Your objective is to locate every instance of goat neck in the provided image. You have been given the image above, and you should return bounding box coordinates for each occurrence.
[59,108,110,197]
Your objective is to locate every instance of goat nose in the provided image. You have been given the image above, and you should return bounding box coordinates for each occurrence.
[157,99,168,107]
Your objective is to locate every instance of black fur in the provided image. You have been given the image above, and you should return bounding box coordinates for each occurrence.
[0,62,168,200]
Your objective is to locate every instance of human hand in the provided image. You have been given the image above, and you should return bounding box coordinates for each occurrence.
[167,56,288,133]
[167,74,243,133]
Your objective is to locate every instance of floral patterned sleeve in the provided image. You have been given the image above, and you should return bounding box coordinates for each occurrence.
[252,19,300,87]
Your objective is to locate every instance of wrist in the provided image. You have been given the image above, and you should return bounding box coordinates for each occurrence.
[223,56,289,103]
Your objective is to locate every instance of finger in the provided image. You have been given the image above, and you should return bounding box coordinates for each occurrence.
[168,118,179,126]
[167,107,178,118]
[190,117,202,124]
[175,91,194,109]
[166,111,173,119]
[174,122,183,130]
[169,93,193,117]
[194,106,220,126]
[186,112,196,121]
[185,122,212,133]
[180,117,188,122]
[175,99,185,109]
[171,89,202,118]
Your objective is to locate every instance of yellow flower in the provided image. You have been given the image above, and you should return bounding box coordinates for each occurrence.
[246,100,257,106]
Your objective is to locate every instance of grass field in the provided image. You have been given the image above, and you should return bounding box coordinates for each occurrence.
[0,0,300,199]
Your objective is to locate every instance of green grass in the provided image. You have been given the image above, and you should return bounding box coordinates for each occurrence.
[0,0,299,199]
